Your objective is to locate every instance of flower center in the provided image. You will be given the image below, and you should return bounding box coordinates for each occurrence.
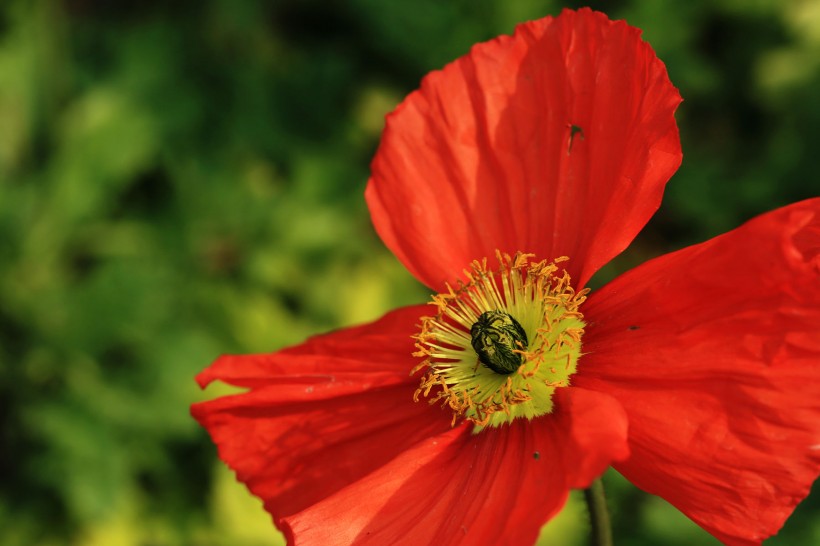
[412,251,588,430]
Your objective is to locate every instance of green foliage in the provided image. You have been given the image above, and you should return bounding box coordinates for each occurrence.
[0,0,817,544]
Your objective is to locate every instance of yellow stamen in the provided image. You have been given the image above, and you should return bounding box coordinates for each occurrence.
[412,251,588,431]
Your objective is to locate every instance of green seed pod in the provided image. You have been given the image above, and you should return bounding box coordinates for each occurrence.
[470,310,528,375]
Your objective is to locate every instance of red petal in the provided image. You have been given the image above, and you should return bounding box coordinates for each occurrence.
[366,8,681,291]
[195,304,429,394]
[191,305,453,526]
[577,199,820,545]
[283,387,629,546]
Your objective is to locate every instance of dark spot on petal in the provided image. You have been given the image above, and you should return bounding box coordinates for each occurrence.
[568,124,585,153]
[628,325,640,331]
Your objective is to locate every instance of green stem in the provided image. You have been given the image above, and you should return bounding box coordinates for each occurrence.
[584,478,614,546]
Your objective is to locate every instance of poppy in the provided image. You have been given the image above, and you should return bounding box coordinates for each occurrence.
[192,8,820,546]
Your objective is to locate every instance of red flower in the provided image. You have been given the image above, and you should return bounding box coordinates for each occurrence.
[192,8,820,546]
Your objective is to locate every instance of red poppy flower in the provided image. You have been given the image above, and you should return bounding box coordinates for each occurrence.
[192,8,820,546]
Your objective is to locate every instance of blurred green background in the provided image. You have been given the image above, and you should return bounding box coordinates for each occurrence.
[1,0,818,545]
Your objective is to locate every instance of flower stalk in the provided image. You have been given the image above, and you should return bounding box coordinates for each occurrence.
[584,478,613,546]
